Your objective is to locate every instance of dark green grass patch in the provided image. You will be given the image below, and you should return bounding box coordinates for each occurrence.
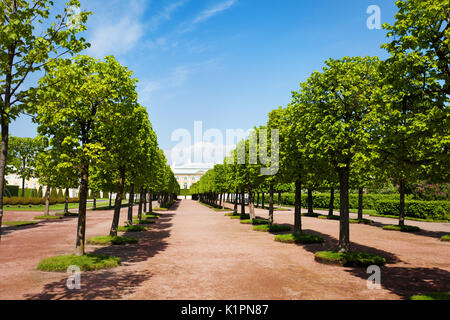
[302,212,320,217]
[240,219,269,225]
[2,221,38,227]
[87,235,138,245]
[440,235,450,242]
[275,233,324,244]
[132,219,155,225]
[349,219,374,224]
[117,225,148,232]
[410,292,450,300]
[37,254,121,272]
[382,225,421,232]
[34,215,63,220]
[318,215,340,220]
[253,224,291,233]
[224,212,238,216]
[55,212,79,217]
[315,250,386,267]
[152,207,168,211]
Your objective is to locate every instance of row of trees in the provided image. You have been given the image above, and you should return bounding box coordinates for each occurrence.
[191,0,449,252]
[0,1,179,256]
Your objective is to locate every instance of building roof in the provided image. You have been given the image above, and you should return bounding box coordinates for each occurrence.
[172,162,213,175]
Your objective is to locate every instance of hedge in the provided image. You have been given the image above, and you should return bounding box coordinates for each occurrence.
[374,200,450,220]
[3,197,79,206]
[262,193,406,210]
[4,185,19,197]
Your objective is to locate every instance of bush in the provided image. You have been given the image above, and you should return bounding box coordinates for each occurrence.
[37,254,120,272]
[4,185,19,197]
[374,200,450,220]
[240,219,269,225]
[318,215,340,220]
[275,233,324,244]
[315,251,386,267]
[382,225,421,232]
[349,219,374,224]
[440,235,450,242]
[87,236,138,245]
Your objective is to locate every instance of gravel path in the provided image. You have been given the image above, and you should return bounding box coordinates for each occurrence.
[0,200,448,300]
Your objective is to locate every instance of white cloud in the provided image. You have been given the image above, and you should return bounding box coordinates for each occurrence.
[193,0,237,24]
[149,0,187,31]
[169,141,236,167]
[179,0,237,33]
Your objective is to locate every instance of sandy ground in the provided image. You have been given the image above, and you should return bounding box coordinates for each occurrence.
[0,199,448,300]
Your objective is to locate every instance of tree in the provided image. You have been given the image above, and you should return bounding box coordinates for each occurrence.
[296,56,381,251]
[0,0,90,239]
[34,55,136,255]
[8,136,43,196]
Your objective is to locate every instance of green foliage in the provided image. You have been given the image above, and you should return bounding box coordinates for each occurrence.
[440,235,450,242]
[375,200,450,220]
[274,233,324,244]
[87,236,138,245]
[132,219,155,225]
[349,219,374,225]
[315,251,386,267]
[317,215,340,220]
[240,219,269,225]
[37,254,120,272]
[3,185,19,197]
[382,225,421,232]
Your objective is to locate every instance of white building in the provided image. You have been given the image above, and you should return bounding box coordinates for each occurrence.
[5,174,79,197]
[171,162,213,190]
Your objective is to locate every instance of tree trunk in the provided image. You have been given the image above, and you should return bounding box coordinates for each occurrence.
[148,191,153,213]
[358,187,364,220]
[127,184,135,225]
[219,193,223,209]
[44,186,51,216]
[93,191,97,210]
[143,189,147,213]
[110,168,125,236]
[399,180,406,227]
[294,179,302,234]
[234,188,238,213]
[21,164,25,197]
[109,192,112,209]
[338,167,350,252]
[261,192,265,209]
[248,185,256,220]
[240,188,246,216]
[328,188,335,217]
[269,183,274,225]
[138,187,144,220]
[256,192,260,208]
[64,188,69,215]
[75,164,89,256]
[307,189,314,215]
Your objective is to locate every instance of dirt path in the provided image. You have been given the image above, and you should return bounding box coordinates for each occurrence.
[0,200,448,300]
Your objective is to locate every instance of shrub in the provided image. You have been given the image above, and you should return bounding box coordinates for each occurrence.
[374,200,450,220]
[440,235,450,242]
[87,236,138,245]
[240,219,269,225]
[318,215,340,220]
[275,233,324,244]
[37,254,120,272]
[315,251,386,267]
[382,225,421,232]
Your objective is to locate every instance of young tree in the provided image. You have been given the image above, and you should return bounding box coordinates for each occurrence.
[0,0,90,239]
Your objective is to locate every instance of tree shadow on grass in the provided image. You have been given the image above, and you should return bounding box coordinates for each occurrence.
[294,229,401,265]
[345,266,450,299]
[24,269,152,300]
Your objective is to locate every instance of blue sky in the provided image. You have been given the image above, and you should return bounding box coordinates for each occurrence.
[11,0,398,163]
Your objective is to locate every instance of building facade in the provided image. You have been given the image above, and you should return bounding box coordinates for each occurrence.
[172,163,213,190]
